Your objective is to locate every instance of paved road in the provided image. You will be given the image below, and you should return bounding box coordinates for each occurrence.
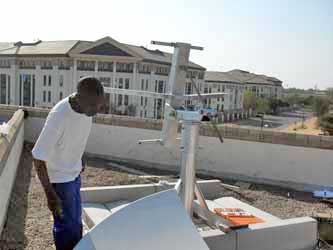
[231,110,313,129]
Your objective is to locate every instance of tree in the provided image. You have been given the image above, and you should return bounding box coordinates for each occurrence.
[313,97,330,116]
[303,96,314,106]
[109,102,117,115]
[326,88,333,103]
[126,104,137,117]
[256,97,269,113]
[243,90,256,110]
[268,98,279,115]
[283,94,301,107]
[318,113,333,135]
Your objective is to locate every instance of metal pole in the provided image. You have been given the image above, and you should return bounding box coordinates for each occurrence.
[161,44,191,147]
[180,120,200,215]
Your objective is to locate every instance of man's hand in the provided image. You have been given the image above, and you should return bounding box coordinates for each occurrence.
[46,189,63,217]
[81,155,87,173]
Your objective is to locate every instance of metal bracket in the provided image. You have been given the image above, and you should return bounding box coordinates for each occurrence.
[193,181,231,232]
[137,137,181,145]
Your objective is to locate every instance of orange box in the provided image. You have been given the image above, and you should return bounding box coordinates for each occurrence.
[214,208,265,226]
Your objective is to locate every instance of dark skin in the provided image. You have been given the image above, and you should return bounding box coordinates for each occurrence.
[33,92,105,217]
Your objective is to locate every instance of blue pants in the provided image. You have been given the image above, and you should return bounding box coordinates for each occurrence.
[52,176,82,250]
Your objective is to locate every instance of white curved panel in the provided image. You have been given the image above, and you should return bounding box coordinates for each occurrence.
[75,190,209,250]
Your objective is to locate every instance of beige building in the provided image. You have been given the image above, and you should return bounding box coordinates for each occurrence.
[203,69,283,113]
[0,37,205,119]
[204,71,245,112]
[227,69,283,99]
[0,37,283,120]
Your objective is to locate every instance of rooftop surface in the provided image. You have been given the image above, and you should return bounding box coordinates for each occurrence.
[205,69,282,86]
[0,144,331,249]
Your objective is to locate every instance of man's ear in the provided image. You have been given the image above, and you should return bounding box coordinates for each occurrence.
[76,93,84,105]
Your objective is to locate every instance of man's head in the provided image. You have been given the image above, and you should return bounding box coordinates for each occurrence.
[76,77,105,117]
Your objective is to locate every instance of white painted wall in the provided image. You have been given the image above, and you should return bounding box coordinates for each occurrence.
[203,82,245,111]
[0,122,24,234]
[25,117,333,191]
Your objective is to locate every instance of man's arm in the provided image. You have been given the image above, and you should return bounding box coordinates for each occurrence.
[81,154,87,173]
[33,158,62,217]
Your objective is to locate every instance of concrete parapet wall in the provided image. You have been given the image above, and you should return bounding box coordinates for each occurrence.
[25,114,333,191]
[1,104,332,149]
[0,110,24,235]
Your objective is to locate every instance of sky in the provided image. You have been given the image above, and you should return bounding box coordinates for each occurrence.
[1,0,332,89]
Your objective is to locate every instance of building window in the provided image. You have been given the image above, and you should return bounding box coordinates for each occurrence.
[59,75,64,87]
[59,60,71,70]
[20,74,33,106]
[140,110,143,117]
[144,97,148,106]
[98,62,113,72]
[185,82,192,94]
[43,91,46,102]
[77,60,95,71]
[118,78,123,89]
[141,96,143,106]
[41,61,53,70]
[204,87,208,93]
[116,63,133,73]
[141,79,144,90]
[0,60,10,69]
[125,78,130,89]
[59,92,63,100]
[19,75,22,105]
[124,95,129,105]
[48,76,52,86]
[118,94,122,105]
[198,71,204,80]
[139,64,151,74]
[7,75,10,104]
[43,75,47,86]
[156,66,169,76]
[144,110,147,117]
[48,91,51,103]
[32,75,35,107]
[145,80,148,90]
[0,74,6,104]
[158,81,164,93]
[19,60,36,69]
[99,77,111,87]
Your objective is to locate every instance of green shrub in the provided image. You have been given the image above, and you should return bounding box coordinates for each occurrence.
[318,113,333,135]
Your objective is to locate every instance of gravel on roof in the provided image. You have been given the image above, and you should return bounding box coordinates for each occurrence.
[0,143,331,249]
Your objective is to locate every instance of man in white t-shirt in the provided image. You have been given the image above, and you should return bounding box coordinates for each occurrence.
[32,77,105,250]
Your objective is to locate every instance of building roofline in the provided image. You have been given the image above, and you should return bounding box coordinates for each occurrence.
[205,80,245,85]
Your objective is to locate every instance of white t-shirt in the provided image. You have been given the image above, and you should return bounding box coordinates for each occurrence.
[32,95,92,183]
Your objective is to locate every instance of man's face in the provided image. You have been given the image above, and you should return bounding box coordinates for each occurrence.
[79,95,105,117]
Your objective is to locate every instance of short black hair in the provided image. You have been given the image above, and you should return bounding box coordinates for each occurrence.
[77,76,104,96]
